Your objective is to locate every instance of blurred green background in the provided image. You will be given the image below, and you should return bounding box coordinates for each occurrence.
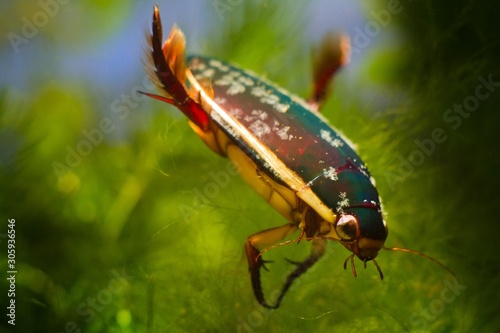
[1,0,500,332]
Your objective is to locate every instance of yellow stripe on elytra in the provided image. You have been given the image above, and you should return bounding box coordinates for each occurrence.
[186,69,336,223]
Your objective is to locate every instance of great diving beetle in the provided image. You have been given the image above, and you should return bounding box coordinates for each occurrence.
[141,5,452,309]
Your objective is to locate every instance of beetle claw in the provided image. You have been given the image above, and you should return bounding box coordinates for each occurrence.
[261,259,274,272]
[285,258,300,265]
[247,237,327,309]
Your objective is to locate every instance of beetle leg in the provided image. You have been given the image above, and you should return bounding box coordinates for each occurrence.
[245,223,298,308]
[143,6,210,131]
[268,237,326,308]
[309,32,350,112]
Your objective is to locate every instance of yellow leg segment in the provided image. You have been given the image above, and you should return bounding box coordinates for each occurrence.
[246,224,327,308]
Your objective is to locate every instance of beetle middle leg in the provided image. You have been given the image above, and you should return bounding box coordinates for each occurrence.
[272,237,326,308]
[246,223,297,308]
[246,224,327,308]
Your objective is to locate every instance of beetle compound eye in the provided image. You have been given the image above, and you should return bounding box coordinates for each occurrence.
[336,214,358,240]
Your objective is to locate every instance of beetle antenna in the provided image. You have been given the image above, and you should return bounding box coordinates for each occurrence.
[383,246,457,279]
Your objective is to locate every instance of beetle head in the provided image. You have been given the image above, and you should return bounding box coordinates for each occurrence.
[334,206,388,262]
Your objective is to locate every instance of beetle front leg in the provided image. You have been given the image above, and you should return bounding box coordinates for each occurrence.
[246,223,298,308]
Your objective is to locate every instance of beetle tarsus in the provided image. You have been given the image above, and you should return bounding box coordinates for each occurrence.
[246,241,271,307]
[249,262,268,308]
[266,253,323,308]
[250,254,323,309]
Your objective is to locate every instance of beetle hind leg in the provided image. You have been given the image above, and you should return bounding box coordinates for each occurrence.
[309,32,350,112]
[143,5,210,131]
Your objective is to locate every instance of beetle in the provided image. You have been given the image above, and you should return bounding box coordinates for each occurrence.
[141,5,453,309]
